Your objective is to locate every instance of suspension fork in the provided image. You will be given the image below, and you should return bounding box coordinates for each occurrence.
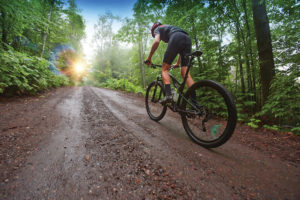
[152,77,163,102]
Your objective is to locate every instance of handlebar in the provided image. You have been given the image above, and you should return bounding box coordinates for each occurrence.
[144,61,178,70]
[150,64,162,69]
[144,60,161,69]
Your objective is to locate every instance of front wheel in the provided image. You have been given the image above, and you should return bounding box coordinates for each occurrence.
[181,80,237,148]
[145,81,167,121]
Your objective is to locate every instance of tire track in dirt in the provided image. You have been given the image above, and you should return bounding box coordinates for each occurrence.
[1,86,299,199]
[82,86,195,199]
[90,86,300,200]
[90,87,242,199]
[0,87,75,198]
[2,87,89,199]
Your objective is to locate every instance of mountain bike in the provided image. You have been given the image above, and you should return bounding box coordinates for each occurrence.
[145,50,237,148]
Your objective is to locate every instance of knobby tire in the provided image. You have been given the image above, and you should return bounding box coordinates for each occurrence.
[181,80,237,148]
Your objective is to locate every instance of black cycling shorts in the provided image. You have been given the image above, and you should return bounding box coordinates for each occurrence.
[163,32,192,66]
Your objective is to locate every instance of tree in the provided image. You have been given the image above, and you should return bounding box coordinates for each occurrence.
[94,12,116,54]
[63,0,85,49]
[252,0,275,106]
[242,0,257,109]
[115,0,154,88]
[86,0,299,133]
[41,0,56,57]
[133,1,149,89]
[0,0,29,48]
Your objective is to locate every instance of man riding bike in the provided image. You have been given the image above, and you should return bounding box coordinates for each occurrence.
[145,22,196,104]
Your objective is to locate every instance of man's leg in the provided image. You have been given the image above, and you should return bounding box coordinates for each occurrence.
[181,66,198,106]
[180,66,194,87]
[160,62,173,103]
[161,34,179,103]
[162,62,171,85]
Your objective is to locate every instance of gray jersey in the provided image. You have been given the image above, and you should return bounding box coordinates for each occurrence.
[154,25,188,43]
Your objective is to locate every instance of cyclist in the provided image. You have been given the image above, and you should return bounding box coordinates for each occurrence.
[145,22,196,104]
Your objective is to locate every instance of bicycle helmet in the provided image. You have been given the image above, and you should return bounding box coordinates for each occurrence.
[151,22,162,38]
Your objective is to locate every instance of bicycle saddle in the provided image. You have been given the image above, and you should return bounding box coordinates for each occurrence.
[186,50,203,57]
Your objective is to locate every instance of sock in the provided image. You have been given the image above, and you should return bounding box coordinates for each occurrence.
[164,84,171,96]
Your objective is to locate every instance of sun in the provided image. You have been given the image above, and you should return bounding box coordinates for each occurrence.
[74,62,85,74]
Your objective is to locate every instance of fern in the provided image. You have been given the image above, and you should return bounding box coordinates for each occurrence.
[0,48,70,95]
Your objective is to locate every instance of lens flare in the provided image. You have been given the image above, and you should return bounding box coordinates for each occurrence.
[74,63,85,74]
[48,44,75,75]
[47,44,88,82]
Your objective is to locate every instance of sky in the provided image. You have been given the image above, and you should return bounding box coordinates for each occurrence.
[75,0,137,62]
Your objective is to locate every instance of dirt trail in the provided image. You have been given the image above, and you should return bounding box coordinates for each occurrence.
[0,86,299,199]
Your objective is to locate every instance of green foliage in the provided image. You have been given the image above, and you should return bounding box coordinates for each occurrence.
[0,0,85,57]
[263,124,280,131]
[96,78,145,95]
[235,92,257,122]
[268,0,299,71]
[86,0,299,135]
[291,127,300,136]
[259,70,300,130]
[0,48,70,95]
[0,0,84,95]
[247,117,261,129]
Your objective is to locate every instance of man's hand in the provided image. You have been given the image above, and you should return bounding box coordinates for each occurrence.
[145,59,152,66]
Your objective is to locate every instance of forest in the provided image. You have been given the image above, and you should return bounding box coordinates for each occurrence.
[0,0,85,94]
[0,0,299,134]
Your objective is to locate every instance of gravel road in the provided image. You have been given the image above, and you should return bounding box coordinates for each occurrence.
[0,86,299,199]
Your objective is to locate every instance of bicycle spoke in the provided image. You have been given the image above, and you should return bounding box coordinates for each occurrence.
[181,80,237,148]
[145,81,167,121]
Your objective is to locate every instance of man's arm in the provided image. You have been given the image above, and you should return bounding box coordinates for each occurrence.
[146,34,160,65]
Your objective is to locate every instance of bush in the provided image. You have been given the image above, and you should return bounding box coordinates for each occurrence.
[0,48,70,95]
[235,92,256,122]
[259,69,300,134]
[247,117,261,129]
[102,78,145,95]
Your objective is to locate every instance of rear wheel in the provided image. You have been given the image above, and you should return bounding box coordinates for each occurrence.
[145,81,167,121]
[181,80,237,148]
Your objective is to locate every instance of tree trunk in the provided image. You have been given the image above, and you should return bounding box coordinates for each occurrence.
[0,8,8,47]
[41,0,55,58]
[217,36,225,83]
[235,57,239,93]
[244,42,252,93]
[1,28,8,47]
[235,21,245,94]
[191,22,202,73]
[138,40,145,88]
[240,4,252,94]
[138,36,145,89]
[252,0,275,106]
[243,0,257,111]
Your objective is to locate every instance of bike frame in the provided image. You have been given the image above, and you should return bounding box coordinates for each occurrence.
[152,55,200,114]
